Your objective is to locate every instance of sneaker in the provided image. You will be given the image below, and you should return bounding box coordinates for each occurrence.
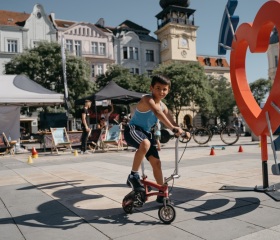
[156,196,164,203]
[127,174,145,192]
[156,191,164,203]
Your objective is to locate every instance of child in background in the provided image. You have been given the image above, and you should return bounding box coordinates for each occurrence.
[154,121,161,151]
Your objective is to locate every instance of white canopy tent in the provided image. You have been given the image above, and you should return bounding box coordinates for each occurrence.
[0,75,64,140]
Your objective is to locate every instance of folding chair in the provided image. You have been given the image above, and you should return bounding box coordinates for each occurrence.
[87,128,103,152]
[0,132,15,155]
[50,128,73,154]
[100,124,124,151]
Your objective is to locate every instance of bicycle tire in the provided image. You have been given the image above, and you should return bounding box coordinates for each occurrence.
[220,127,239,145]
[193,128,211,145]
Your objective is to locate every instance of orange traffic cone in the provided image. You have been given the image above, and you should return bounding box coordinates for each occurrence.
[210,147,215,156]
[238,145,244,153]
[31,147,38,158]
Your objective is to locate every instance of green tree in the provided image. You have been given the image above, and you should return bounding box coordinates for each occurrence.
[95,64,150,93]
[5,41,95,116]
[203,76,236,124]
[249,78,272,105]
[153,62,213,123]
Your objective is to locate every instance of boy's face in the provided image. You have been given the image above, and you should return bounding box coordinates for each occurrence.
[150,83,170,99]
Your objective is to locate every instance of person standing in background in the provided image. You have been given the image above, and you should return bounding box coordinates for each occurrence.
[232,113,243,135]
[81,100,92,154]
[101,102,114,126]
[154,121,161,151]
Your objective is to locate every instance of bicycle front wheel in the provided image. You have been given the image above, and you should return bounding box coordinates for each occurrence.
[193,128,211,145]
[220,127,239,145]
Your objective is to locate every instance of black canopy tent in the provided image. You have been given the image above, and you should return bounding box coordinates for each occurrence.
[75,81,145,105]
[75,81,146,125]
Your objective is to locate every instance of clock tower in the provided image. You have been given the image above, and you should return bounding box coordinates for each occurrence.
[155,0,198,64]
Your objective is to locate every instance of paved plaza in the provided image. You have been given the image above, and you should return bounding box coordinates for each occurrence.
[1,135,280,240]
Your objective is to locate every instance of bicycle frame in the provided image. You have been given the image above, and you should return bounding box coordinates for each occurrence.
[140,136,180,203]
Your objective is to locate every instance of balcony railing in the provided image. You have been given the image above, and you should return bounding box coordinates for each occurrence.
[158,18,195,29]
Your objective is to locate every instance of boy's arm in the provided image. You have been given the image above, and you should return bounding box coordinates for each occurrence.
[162,104,178,127]
[146,97,180,133]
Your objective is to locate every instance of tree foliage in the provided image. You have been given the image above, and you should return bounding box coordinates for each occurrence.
[202,76,236,124]
[5,41,95,116]
[95,64,150,93]
[153,62,213,123]
[249,78,272,105]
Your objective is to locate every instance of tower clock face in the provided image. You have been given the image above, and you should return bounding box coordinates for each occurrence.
[161,39,168,49]
[181,38,188,47]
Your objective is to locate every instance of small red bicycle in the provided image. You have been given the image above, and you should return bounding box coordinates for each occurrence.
[122,133,186,224]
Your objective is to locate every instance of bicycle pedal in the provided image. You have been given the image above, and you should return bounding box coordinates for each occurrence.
[172,174,180,179]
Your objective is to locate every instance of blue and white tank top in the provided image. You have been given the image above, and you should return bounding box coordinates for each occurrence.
[129,101,163,132]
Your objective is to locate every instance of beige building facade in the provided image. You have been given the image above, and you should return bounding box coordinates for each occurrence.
[154,1,231,127]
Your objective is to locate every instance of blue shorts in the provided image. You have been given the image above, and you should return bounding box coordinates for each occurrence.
[124,125,159,160]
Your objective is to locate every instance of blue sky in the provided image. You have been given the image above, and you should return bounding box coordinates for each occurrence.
[2,0,269,82]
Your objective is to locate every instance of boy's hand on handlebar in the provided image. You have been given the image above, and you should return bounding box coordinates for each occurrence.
[183,131,191,139]
[172,127,183,137]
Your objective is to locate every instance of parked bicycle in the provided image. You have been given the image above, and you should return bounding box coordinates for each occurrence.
[207,122,239,145]
[179,125,211,145]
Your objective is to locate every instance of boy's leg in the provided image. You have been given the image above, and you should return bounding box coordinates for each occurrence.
[132,139,150,171]
[127,139,150,191]
[149,155,165,203]
[148,156,163,185]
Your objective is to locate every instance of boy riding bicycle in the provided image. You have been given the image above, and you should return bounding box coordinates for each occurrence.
[124,75,188,203]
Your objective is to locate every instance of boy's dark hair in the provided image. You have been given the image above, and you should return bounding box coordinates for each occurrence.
[151,75,171,88]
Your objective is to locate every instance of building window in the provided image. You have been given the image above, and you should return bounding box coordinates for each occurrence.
[147,70,153,77]
[7,40,18,53]
[204,57,211,66]
[99,43,106,55]
[33,41,40,48]
[129,68,139,75]
[146,50,154,62]
[123,46,128,59]
[97,64,103,75]
[135,48,139,60]
[216,58,223,67]
[91,42,98,54]
[74,40,81,56]
[66,39,73,53]
[129,47,134,59]
[91,64,95,77]
[275,55,278,68]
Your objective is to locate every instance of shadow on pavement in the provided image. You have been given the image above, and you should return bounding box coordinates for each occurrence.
[0,180,261,229]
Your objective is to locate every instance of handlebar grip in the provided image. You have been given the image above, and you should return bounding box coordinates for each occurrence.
[172,128,179,134]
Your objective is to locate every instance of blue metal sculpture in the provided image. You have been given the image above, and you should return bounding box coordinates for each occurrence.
[218,0,239,55]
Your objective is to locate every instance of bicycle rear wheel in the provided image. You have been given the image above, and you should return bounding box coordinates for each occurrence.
[220,127,239,145]
[193,128,211,145]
